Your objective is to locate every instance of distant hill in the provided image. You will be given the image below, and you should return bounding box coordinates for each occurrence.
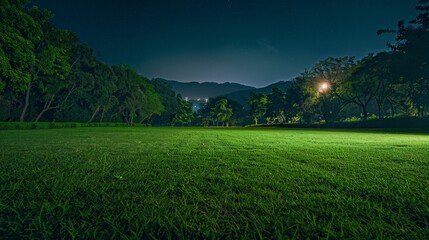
[158,79,255,99]
[222,80,293,107]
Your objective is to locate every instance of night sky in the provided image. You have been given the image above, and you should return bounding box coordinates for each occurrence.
[32,0,417,87]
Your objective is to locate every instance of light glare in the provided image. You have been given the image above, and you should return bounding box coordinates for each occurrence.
[318,82,331,93]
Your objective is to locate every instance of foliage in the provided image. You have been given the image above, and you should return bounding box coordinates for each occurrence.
[0,1,169,125]
[172,97,194,126]
[196,96,244,126]
[378,0,429,116]
[1,0,429,126]
[0,121,153,130]
[247,92,267,125]
[151,79,180,125]
[265,87,286,124]
[338,54,384,120]
[210,98,233,126]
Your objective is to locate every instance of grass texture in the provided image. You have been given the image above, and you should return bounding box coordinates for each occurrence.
[1,127,429,239]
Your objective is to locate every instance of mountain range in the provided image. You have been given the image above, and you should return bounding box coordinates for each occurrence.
[221,81,292,106]
[158,79,255,100]
[158,78,292,106]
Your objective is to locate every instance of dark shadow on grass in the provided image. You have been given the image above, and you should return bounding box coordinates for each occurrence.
[247,126,429,135]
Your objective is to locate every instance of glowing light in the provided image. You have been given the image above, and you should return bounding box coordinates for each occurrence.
[318,82,331,93]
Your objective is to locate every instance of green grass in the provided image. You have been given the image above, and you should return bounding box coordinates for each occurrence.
[1,127,429,239]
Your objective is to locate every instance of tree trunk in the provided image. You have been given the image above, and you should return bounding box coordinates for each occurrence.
[20,82,32,122]
[376,101,382,119]
[35,107,53,122]
[130,116,134,126]
[34,86,75,123]
[362,105,368,121]
[416,104,421,117]
[100,107,105,122]
[389,100,395,118]
[34,95,55,122]
[125,117,130,126]
[88,105,100,123]
[126,115,131,126]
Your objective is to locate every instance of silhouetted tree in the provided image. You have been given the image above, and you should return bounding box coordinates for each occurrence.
[379,0,429,116]
[151,79,180,125]
[338,54,385,121]
[266,87,286,124]
[210,98,233,126]
[172,97,193,126]
[248,92,267,125]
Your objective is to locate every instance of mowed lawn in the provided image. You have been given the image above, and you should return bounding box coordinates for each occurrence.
[1,127,429,239]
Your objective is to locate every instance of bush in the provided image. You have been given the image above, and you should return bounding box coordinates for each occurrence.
[0,122,146,131]
[0,123,13,130]
[249,116,429,129]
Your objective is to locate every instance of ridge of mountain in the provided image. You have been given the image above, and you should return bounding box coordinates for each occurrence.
[156,79,256,99]
[221,80,293,106]
[158,78,293,107]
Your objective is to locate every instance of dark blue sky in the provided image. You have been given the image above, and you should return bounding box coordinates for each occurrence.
[33,0,417,87]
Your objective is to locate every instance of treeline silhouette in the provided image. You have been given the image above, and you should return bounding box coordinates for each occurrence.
[195,0,429,127]
[1,0,428,126]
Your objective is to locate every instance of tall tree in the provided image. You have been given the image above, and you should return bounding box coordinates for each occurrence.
[172,97,193,126]
[266,87,286,124]
[17,6,78,122]
[338,54,383,121]
[247,92,267,125]
[371,52,397,118]
[32,27,78,122]
[86,62,118,122]
[151,79,179,125]
[0,0,38,120]
[311,57,356,122]
[112,65,146,126]
[210,98,233,127]
[379,0,429,116]
[138,79,164,124]
[284,74,318,123]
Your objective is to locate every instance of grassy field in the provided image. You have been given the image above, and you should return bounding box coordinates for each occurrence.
[1,127,429,239]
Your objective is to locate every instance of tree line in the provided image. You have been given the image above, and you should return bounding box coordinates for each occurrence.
[1,0,428,126]
[0,0,178,125]
[190,0,429,126]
